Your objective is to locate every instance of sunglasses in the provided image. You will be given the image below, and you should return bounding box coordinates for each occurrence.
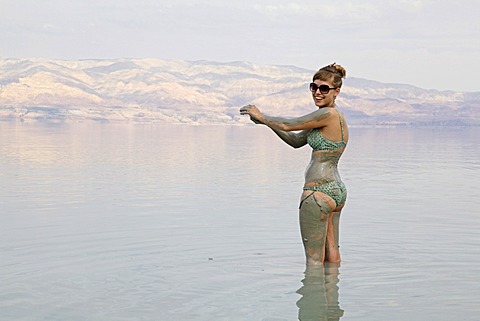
[309,83,337,94]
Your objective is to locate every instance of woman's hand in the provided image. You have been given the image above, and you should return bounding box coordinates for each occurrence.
[240,104,264,124]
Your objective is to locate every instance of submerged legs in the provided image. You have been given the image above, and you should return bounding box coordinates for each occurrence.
[299,191,342,265]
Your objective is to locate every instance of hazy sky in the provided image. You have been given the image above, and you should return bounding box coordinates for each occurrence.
[1,0,479,91]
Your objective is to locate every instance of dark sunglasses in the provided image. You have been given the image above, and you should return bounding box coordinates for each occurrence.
[309,83,337,94]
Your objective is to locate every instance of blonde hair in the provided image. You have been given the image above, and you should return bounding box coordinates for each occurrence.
[313,63,347,88]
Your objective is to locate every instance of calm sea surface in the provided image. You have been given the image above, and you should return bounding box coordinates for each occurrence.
[1,122,479,321]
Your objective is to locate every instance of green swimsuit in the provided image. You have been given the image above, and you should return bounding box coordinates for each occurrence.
[303,109,347,207]
[306,109,346,151]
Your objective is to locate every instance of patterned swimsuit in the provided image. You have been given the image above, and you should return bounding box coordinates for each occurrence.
[303,108,347,207]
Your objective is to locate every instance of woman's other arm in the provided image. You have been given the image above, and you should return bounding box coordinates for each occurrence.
[243,109,310,148]
[270,128,310,148]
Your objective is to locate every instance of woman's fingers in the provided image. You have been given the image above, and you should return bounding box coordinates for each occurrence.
[240,104,256,113]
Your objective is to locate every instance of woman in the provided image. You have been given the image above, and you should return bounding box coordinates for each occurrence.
[239,63,348,265]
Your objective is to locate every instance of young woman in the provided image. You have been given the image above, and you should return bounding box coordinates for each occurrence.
[240,63,348,265]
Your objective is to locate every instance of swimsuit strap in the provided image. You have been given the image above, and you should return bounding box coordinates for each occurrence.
[336,108,345,142]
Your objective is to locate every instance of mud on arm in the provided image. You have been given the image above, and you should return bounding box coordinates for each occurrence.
[261,108,334,132]
[270,128,310,149]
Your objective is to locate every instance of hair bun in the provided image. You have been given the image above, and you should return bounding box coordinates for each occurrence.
[331,63,347,79]
[319,63,347,79]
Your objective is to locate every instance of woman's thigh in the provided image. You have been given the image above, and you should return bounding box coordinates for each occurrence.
[299,191,336,240]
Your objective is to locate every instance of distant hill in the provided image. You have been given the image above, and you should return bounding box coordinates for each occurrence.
[1,58,479,126]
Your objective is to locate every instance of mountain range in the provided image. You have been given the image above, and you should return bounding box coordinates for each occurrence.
[1,58,479,126]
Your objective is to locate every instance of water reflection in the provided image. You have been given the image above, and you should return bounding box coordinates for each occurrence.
[296,263,344,321]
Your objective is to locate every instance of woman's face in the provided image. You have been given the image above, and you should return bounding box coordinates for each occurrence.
[310,79,340,108]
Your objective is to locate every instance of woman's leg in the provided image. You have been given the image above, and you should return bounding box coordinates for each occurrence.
[299,191,336,265]
[325,210,342,263]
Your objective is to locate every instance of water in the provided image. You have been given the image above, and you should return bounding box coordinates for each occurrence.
[1,122,479,321]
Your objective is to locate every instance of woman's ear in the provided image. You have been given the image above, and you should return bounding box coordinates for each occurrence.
[334,87,341,98]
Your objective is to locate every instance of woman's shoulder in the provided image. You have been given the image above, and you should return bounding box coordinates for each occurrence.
[309,107,336,121]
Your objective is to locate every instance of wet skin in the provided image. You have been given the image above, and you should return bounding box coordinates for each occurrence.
[240,79,348,265]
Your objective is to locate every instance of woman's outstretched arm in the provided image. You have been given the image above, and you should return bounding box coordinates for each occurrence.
[240,104,333,132]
